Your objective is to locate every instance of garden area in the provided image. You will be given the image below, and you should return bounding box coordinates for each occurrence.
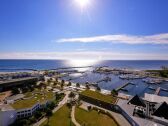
[11,89,54,109]
[41,105,75,126]
[11,92,65,126]
[75,107,119,126]
[80,90,117,104]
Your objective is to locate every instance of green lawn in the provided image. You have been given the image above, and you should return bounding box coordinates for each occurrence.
[75,107,118,126]
[80,90,117,104]
[41,105,75,126]
[11,89,54,109]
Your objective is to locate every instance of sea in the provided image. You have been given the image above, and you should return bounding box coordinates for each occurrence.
[0,60,168,97]
[0,60,168,71]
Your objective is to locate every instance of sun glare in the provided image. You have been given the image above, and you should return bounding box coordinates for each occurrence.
[75,0,90,9]
[66,59,97,67]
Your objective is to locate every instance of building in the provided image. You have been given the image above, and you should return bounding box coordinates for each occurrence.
[0,77,38,91]
[0,89,55,126]
[6,94,25,104]
[128,95,146,107]
[152,102,168,119]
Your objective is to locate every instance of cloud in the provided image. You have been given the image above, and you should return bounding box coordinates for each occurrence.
[0,51,168,60]
[56,33,168,44]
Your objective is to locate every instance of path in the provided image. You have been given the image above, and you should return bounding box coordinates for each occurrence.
[71,106,81,126]
[81,101,131,126]
[33,91,70,126]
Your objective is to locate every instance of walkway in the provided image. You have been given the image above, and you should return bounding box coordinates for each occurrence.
[81,101,131,126]
[33,91,70,126]
[155,87,161,95]
[71,106,81,126]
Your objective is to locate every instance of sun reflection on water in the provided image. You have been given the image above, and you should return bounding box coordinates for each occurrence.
[65,59,98,72]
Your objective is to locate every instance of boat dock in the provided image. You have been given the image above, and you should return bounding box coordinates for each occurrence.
[155,87,161,95]
[116,82,135,92]
[96,77,111,83]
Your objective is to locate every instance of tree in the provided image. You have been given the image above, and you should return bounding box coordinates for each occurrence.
[111,89,118,96]
[61,79,65,85]
[12,87,19,94]
[76,83,80,87]
[53,81,57,86]
[46,108,52,117]
[28,85,34,92]
[47,79,51,84]
[68,92,75,98]
[47,102,55,110]
[96,86,101,91]
[87,106,92,111]
[34,110,42,119]
[60,83,64,89]
[66,102,72,108]
[29,116,36,124]
[55,78,58,82]
[67,81,72,86]
[55,93,64,100]
[85,84,90,89]
[13,119,30,126]
[45,108,52,125]
[45,108,53,125]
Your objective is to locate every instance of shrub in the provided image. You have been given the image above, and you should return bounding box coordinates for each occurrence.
[111,89,118,96]
[76,83,80,87]
[34,110,42,119]
[87,106,92,111]
[67,82,72,86]
[96,86,101,91]
[68,92,75,98]
[47,101,55,110]
[46,108,53,117]
[66,102,72,108]
[12,87,19,94]
[85,84,90,89]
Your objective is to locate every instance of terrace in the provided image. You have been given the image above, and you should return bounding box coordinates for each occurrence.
[80,90,117,104]
[10,89,54,109]
[75,107,119,126]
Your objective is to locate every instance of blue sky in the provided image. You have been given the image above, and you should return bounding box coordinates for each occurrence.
[0,0,168,59]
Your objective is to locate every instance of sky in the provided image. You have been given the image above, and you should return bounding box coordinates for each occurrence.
[0,0,168,60]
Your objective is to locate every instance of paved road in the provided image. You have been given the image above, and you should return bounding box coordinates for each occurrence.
[71,106,81,126]
[33,91,70,126]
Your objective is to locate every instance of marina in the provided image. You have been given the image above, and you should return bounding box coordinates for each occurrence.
[58,66,168,97]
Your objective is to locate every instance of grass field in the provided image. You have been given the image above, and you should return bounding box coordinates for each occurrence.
[11,89,54,109]
[75,107,118,126]
[41,105,75,126]
[80,90,117,104]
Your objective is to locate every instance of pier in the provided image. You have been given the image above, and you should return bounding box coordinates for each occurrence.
[96,77,111,83]
[116,82,135,92]
[155,87,161,95]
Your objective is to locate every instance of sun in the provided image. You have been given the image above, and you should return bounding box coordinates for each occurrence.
[75,0,90,9]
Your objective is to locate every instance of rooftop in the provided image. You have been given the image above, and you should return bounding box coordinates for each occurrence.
[144,93,168,103]
[10,89,54,110]
[80,90,117,104]
[0,77,37,85]
[0,104,14,111]
[6,94,25,101]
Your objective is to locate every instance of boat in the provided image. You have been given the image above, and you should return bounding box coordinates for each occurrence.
[143,78,163,84]
[119,74,144,80]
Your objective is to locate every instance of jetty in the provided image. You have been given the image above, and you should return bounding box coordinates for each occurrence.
[155,87,161,95]
[116,82,135,92]
[96,77,111,83]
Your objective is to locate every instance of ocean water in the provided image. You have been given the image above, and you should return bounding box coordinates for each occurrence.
[0,60,168,71]
[0,60,168,96]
